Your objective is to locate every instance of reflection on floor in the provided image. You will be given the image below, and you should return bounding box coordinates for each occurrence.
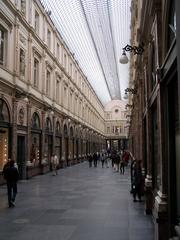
[0,162,154,240]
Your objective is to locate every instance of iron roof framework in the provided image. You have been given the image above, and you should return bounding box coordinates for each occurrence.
[41,0,131,105]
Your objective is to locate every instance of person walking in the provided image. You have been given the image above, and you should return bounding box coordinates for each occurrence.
[119,156,125,174]
[51,154,59,176]
[101,153,105,168]
[93,152,98,167]
[105,153,109,168]
[88,154,93,167]
[3,160,19,208]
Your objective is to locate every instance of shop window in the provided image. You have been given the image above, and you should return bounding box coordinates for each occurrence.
[0,99,10,170]
[0,128,8,170]
[0,26,7,66]
[30,135,40,165]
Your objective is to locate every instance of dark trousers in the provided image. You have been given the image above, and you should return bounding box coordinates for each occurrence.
[94,160,97,167]
[133,185,141,200]
[101,160,105,168]
[7,182,17,206]
[120,164,124,174]
[89,161,92,167]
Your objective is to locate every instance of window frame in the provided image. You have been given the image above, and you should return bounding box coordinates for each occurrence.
[33,57,39,88]
[47,28,51,49]
[46,68,51,96]
[34,10,40,35]
[0,25,7,66]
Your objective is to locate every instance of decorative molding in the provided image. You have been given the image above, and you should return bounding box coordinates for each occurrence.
[18,107,25,125]
[19,33,26,46]
[32,46,42,59]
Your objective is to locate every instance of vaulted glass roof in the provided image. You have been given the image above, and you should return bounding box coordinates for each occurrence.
[41,0,131,105]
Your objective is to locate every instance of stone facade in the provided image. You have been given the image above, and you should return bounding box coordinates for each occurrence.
[0,0,127,183]
[129,0,180,239]
[104,100,128,150]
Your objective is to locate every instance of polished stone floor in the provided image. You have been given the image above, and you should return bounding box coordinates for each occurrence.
[0,162,154,240]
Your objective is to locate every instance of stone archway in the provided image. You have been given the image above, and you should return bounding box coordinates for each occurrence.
[0,98,10,171]
[63,124,69,166]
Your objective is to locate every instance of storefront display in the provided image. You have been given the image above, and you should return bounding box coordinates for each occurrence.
[0,128,8,170]
[30,133,40,166]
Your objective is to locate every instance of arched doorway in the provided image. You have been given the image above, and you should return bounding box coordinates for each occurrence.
[30,112,41,166]
[0,99,10,171]
[69,126,74,165]
[55,121,61,167]
[64,124,69,166]
[44,117,53,168]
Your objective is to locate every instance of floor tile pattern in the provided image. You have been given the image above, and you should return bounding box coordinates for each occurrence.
[0,162,154,240]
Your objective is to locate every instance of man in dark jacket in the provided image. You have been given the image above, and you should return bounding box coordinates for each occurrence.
[3,160,19,208]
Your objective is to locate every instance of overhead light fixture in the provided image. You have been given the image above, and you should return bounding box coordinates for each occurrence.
[119,50,129,64]
[124,87,137,99]
[119,44,144,64]
[125,87,137,94]
[123,91,128,99]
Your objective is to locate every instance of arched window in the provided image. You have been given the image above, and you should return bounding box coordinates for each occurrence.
[45,117,52,132]
[0,25,7,66]
[0,99,10,122]
[31,112,40,129]
[55,121,61,134]
[64,124,68,136]
[70,127,73,138]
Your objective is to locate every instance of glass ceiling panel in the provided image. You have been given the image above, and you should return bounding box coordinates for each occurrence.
[41,0,131,105]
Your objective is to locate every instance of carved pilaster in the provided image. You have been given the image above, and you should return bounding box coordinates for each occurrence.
[26,102,32,164]
[12,98,18,161]
[52,115,56,154]
[61,135,65,167]
[41,111,46,162]
[153,191,168,240]
[27,32,32,86]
